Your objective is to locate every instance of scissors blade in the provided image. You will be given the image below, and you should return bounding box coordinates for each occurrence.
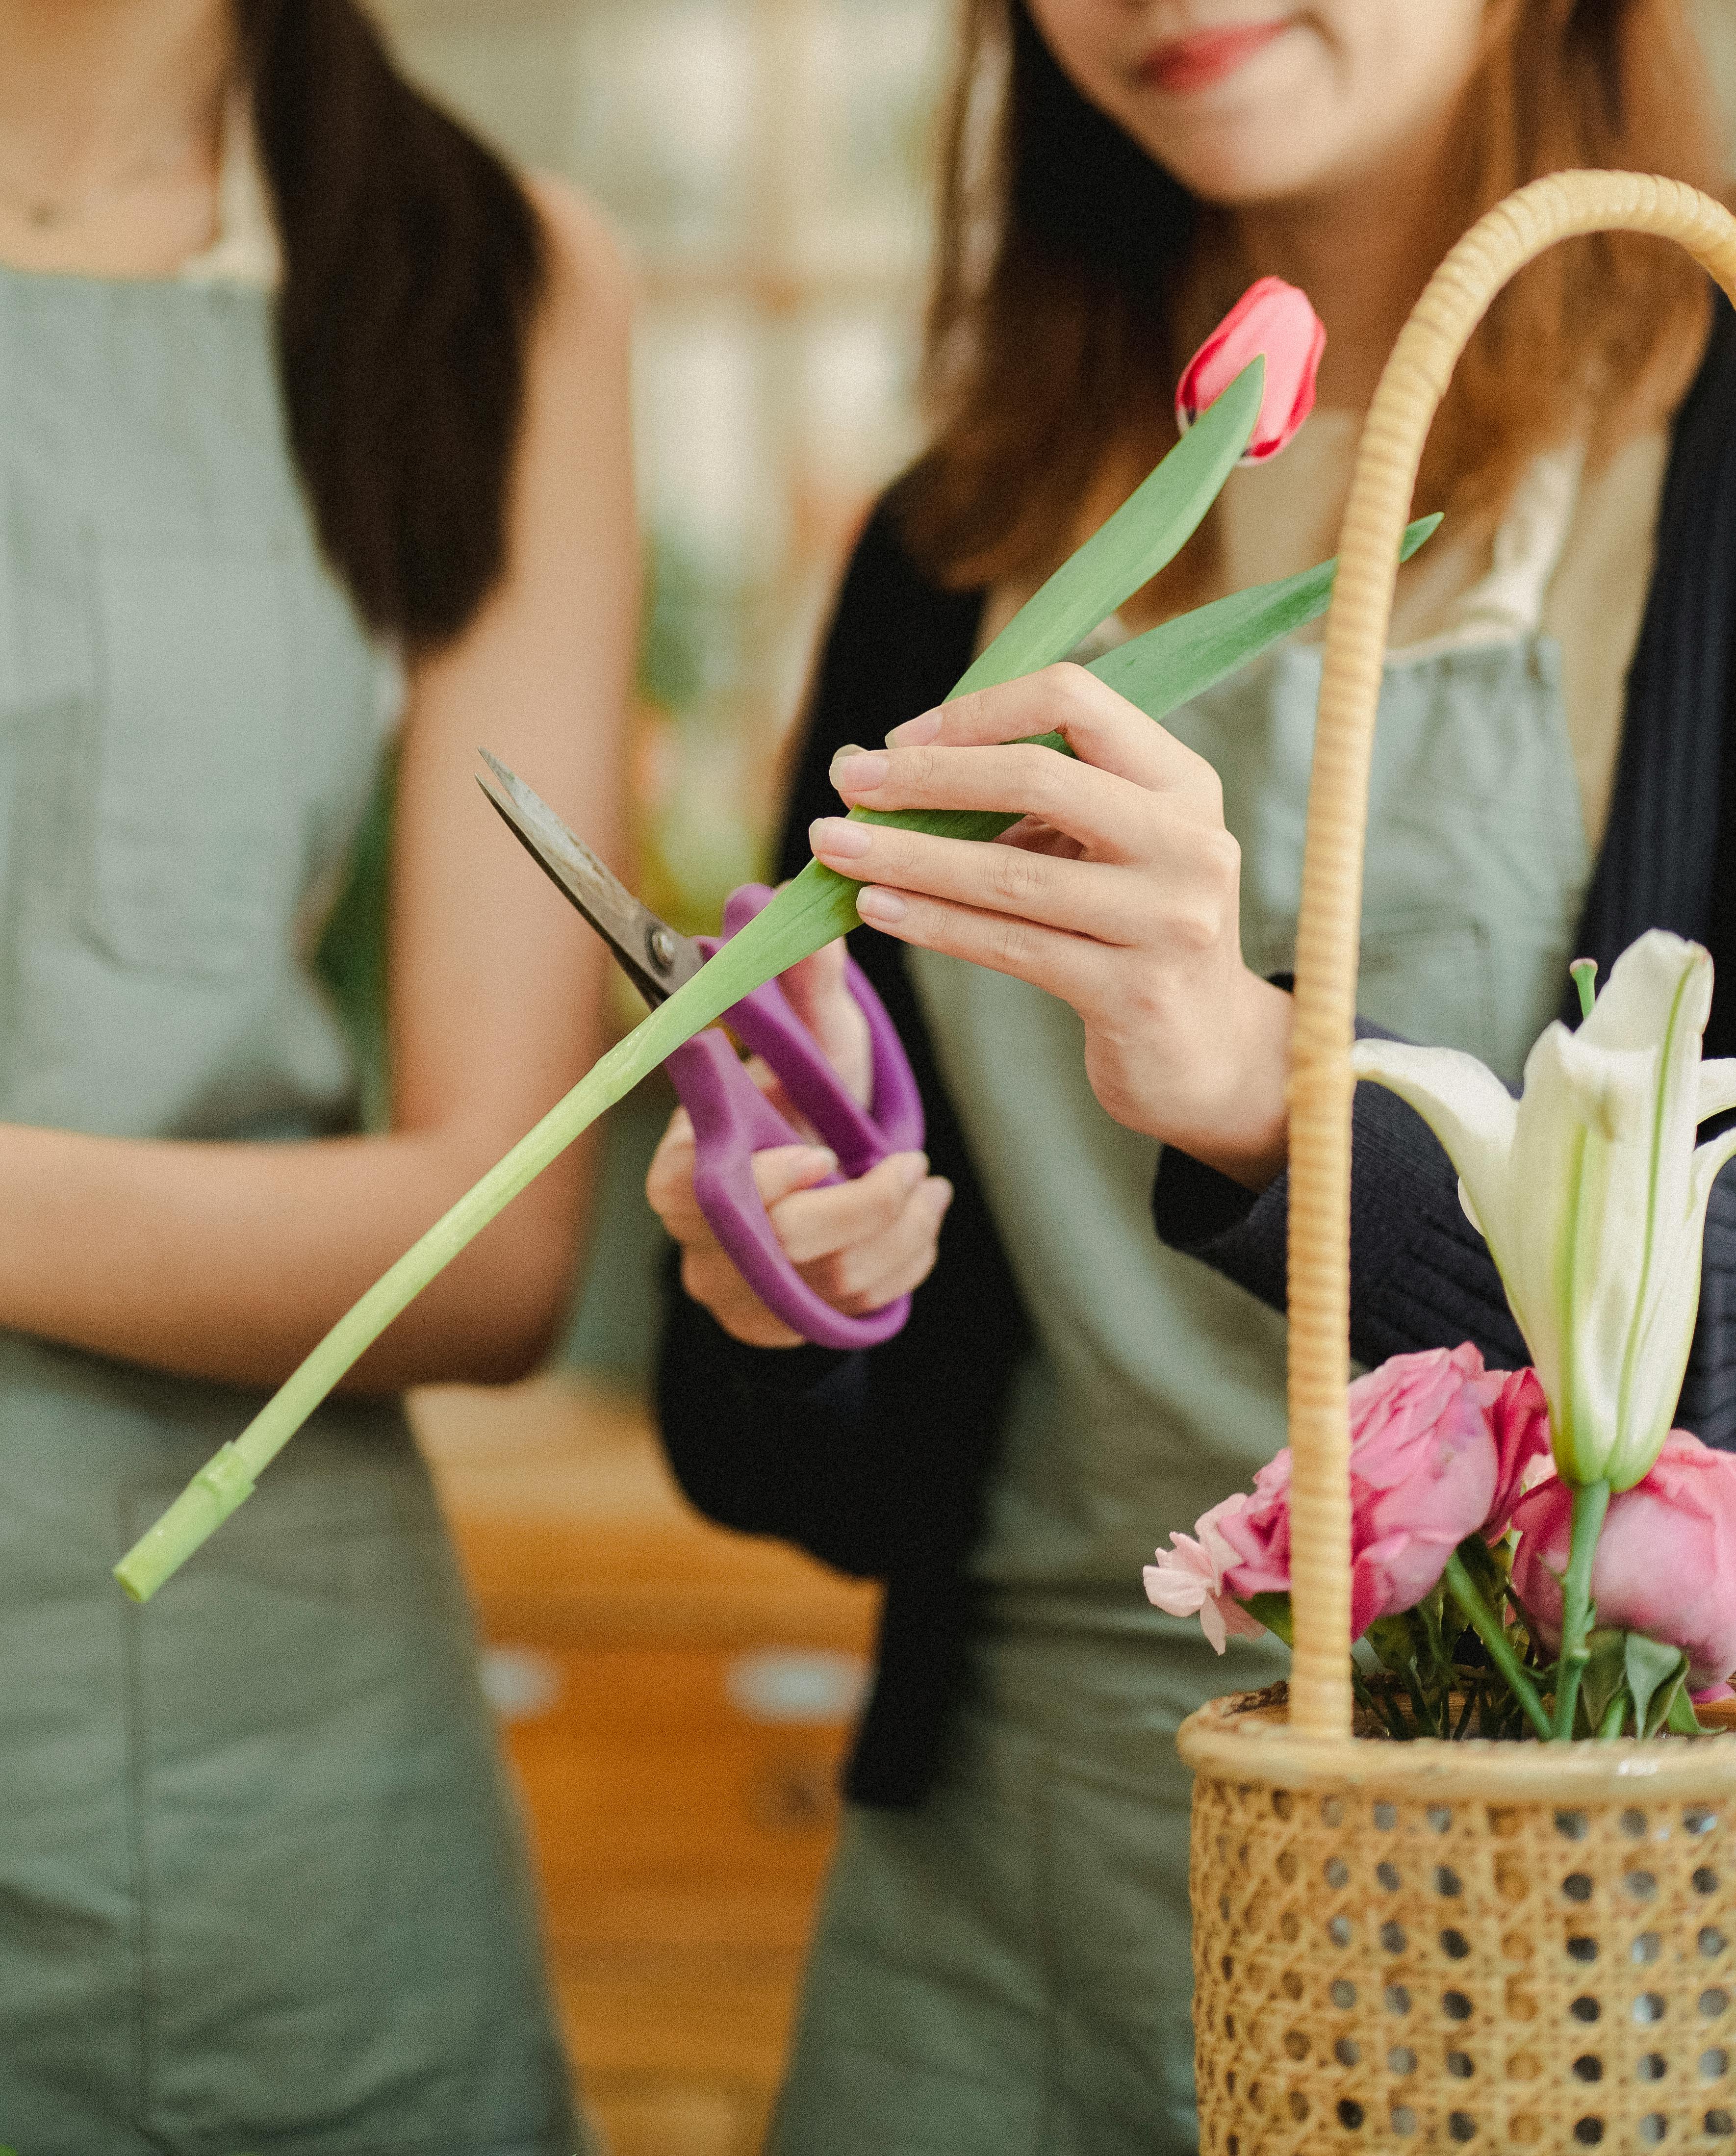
[475,748,707,1009]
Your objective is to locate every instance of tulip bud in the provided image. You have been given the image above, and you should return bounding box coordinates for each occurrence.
[1175,275,1326,465]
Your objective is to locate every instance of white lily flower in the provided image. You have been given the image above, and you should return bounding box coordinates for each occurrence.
[1350,931,1736,1491]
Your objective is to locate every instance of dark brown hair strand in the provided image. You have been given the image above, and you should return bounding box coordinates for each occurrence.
[237,0,546,651]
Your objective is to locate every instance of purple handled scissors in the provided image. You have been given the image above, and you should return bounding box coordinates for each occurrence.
[477,751,924,1351]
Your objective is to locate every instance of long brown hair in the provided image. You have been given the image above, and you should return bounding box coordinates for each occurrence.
[897,0,1727,590]
[236,0,545,651]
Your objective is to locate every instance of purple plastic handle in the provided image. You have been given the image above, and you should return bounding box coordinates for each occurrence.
[665,883,925,1350]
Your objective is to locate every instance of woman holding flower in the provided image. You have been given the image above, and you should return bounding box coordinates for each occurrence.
[653,1,1734,2148]
[0,1,631,2148]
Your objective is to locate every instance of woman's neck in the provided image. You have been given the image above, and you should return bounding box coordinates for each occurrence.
[1220,109,1471,414]
[0,0,232,279]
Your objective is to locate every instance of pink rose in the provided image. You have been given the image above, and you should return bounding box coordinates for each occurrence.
[1509,1431,1736,1692]
[1198,1346,1551,1641]
[1175,275,1326,464]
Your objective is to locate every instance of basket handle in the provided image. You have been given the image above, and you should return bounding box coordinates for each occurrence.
[1285,172,1736,1739]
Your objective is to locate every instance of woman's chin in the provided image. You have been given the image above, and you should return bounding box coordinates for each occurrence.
[1148,127,1347,211]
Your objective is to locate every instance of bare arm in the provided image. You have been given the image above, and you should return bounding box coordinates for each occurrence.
[0,180,636,1391]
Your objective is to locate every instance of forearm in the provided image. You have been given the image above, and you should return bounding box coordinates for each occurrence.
[0,1117,588,1390]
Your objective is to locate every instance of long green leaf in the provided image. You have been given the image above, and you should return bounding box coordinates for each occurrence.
[1097,512,1441,719]
[113,366,1370,1600]
[854,513,1440,849]
[1626,1630,1689,1739]
[948,357,1265,696]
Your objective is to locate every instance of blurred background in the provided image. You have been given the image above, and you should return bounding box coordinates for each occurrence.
[346,7,1736,2154]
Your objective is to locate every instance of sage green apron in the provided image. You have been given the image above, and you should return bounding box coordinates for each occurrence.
[771,498,1592,2153]
[0,269,584,2156]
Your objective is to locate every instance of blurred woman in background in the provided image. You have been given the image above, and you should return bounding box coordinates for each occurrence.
[653,1,1733,2147]
[0,1,632,2148]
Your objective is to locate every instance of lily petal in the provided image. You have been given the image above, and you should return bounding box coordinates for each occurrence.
[1350,1037,1519,1224]
[1700,1058,1736,1124]
[1356,932,1721,1491]
[1690,1122,1736,1217]
[1578,931,1711,1054]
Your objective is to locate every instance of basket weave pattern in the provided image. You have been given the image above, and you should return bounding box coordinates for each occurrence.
[1188,1701,1736,2152]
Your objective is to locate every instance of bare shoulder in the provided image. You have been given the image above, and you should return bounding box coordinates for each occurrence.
[523,173,634,345]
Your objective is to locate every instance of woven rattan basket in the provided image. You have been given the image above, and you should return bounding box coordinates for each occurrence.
[1176,173,1736,2154]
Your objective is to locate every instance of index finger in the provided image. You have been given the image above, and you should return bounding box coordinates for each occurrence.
[883,663,1219,801]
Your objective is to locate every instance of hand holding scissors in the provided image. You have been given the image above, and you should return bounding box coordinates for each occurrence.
[479,753,929,1350]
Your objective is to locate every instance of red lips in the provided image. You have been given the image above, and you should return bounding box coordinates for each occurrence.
[1141,19,1291,96]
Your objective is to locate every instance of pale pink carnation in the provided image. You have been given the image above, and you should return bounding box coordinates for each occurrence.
[1144,1493,1268,1653]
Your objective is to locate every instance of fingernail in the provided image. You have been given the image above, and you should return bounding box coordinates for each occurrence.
[809,816,871,860]
[886,709,942,747]
[927,1177,954,1212]
[856,886,907,925]
[807,1147,838,1174]
[895,1153,928,1190]
[832,748,890,795]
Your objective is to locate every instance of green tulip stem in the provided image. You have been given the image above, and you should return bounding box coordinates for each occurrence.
[111,363,1444,1604]
[112,968,760,1602]
[1598,1694,1628,1741]
[1442,1546,1553,1741]
[110,369,1277,1604]
[1552,1479,1612,1741]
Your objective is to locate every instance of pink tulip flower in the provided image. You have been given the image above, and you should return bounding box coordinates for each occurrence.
[1175,275,1326,464]
[1509,1431,1736,1693]
[1148,1345,1552,1649]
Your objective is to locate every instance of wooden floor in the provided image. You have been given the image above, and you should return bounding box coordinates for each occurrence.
[412,1376,880,2156]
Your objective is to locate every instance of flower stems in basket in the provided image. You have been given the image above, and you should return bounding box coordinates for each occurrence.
[1441,1548,1552,1741]
[1552,1478,1612,1741]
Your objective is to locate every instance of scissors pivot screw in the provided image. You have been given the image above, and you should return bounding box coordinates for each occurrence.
[647,924,678,973]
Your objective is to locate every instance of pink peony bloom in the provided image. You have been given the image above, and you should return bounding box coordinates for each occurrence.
[1144,1493,1268,1653]
[1509,1431,1736,1692]
[1191,1345,1551,1643]
[1175,275,1326,464]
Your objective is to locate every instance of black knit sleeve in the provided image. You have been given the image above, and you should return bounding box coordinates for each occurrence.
[1150,1075,1530,1371]
[1153,1088,1736,1449]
